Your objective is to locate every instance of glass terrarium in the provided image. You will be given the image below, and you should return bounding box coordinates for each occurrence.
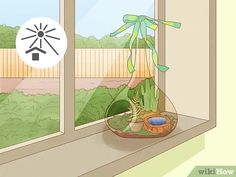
[75,0,214,139]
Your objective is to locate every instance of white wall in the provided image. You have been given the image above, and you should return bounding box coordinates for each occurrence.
[165,0,210,119]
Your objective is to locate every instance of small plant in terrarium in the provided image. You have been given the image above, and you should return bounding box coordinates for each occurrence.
[127,90,144,132]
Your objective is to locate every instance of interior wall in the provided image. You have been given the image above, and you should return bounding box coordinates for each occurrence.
[165,0,210,119]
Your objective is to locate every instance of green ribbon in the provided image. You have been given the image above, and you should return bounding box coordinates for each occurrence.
[110,14,181,73]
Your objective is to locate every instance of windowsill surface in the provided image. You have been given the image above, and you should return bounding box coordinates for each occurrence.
[0,115,207,177]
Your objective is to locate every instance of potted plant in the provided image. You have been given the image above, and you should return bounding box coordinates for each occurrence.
[105,14,181,137]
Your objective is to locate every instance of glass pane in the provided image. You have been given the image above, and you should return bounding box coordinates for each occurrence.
[0,0,60,149]
[75,0,158,128]
[75,0,154,49]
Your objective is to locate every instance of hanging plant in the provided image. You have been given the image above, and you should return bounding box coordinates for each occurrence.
[110,14,181,73]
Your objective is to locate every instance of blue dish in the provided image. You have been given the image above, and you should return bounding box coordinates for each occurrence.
[148,117,166,126]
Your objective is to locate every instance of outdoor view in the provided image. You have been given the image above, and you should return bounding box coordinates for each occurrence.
[0,0,181,149]
[74,0,180,138]
[75,0,155,126]
[0,0,60,149]
[75,0,155,49]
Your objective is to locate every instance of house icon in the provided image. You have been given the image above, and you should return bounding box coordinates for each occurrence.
[25,47,46,61]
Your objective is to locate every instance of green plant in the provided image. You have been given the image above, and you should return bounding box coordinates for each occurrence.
[0,25,19,48]
[0,91,59,149]
[110,14,181,73]
[128,91,144,122]
[127,78,160,113]
[140,79,159,112]
[0,24,154,49]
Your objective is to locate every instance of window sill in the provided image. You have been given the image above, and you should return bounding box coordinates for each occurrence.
[0,114,215,177]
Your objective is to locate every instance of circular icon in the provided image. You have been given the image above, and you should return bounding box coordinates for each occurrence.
[16,17,67,69]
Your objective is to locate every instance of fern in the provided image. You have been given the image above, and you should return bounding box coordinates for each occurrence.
[128,91,144,122]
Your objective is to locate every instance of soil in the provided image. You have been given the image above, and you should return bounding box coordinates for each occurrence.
[0,78,146,95]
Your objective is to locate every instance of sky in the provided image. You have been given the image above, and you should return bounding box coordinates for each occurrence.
[0,0,154,38]
[0,0,59,26]
[76,0,155,38]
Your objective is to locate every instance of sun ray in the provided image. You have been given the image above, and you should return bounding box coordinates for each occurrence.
[43,24,48,31]
[45,28,56,33]
[44,38,59,55]
[40,39,42,48]
[34,24,39,30]
[45,35,60,40]
[29,38,38,48]
[21,35,37,40]
[26,28,37,33]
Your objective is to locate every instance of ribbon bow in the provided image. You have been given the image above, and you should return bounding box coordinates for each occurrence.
[110,14,181,73]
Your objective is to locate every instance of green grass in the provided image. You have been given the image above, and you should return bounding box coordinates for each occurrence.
[0,86,128,149]
[0,91,59,149]
[0,78,157,149]
[0,85,129,149]
[75,85,128,126]
[0,93,9,104]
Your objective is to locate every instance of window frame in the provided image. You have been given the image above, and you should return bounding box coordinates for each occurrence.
[0,0,216,169]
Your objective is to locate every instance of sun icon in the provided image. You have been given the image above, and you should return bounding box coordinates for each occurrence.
[16,17,67,69]
[21,22,60,55]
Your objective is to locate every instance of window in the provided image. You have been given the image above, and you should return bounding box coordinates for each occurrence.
[0,1,216,174]
[75,0,154,49]
[0,0,60,149]
[74,0,156,129]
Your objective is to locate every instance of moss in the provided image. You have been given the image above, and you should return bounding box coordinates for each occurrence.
[108,114,153,136]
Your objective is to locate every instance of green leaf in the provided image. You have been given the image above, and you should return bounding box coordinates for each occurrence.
[129,22,140,49]
[144,19,158,30]
[145,39,154,50]
[157,20,181,29]
[157,65,169,72]
[123,14,138,23]
[110,22,134,37]
[127,56,135,73]
[140,21,147,40]
[152,49,158,67]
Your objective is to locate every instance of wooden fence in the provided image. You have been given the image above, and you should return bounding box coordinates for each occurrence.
[0,49,154,78]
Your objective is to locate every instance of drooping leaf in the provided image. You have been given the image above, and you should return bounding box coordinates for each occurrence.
[123,14,138,23]
[110,14,180,73]
[127,55,135,73]
[157,65,170,72]
[145,39,169,72]
[145,38,154,50]
[157,20,181,29]
[144,19,158,30]
[151,49,158,67]
[140,21,147,40]
[129,22,140,49]
[150,47,169,72]
[110,22,134,37]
